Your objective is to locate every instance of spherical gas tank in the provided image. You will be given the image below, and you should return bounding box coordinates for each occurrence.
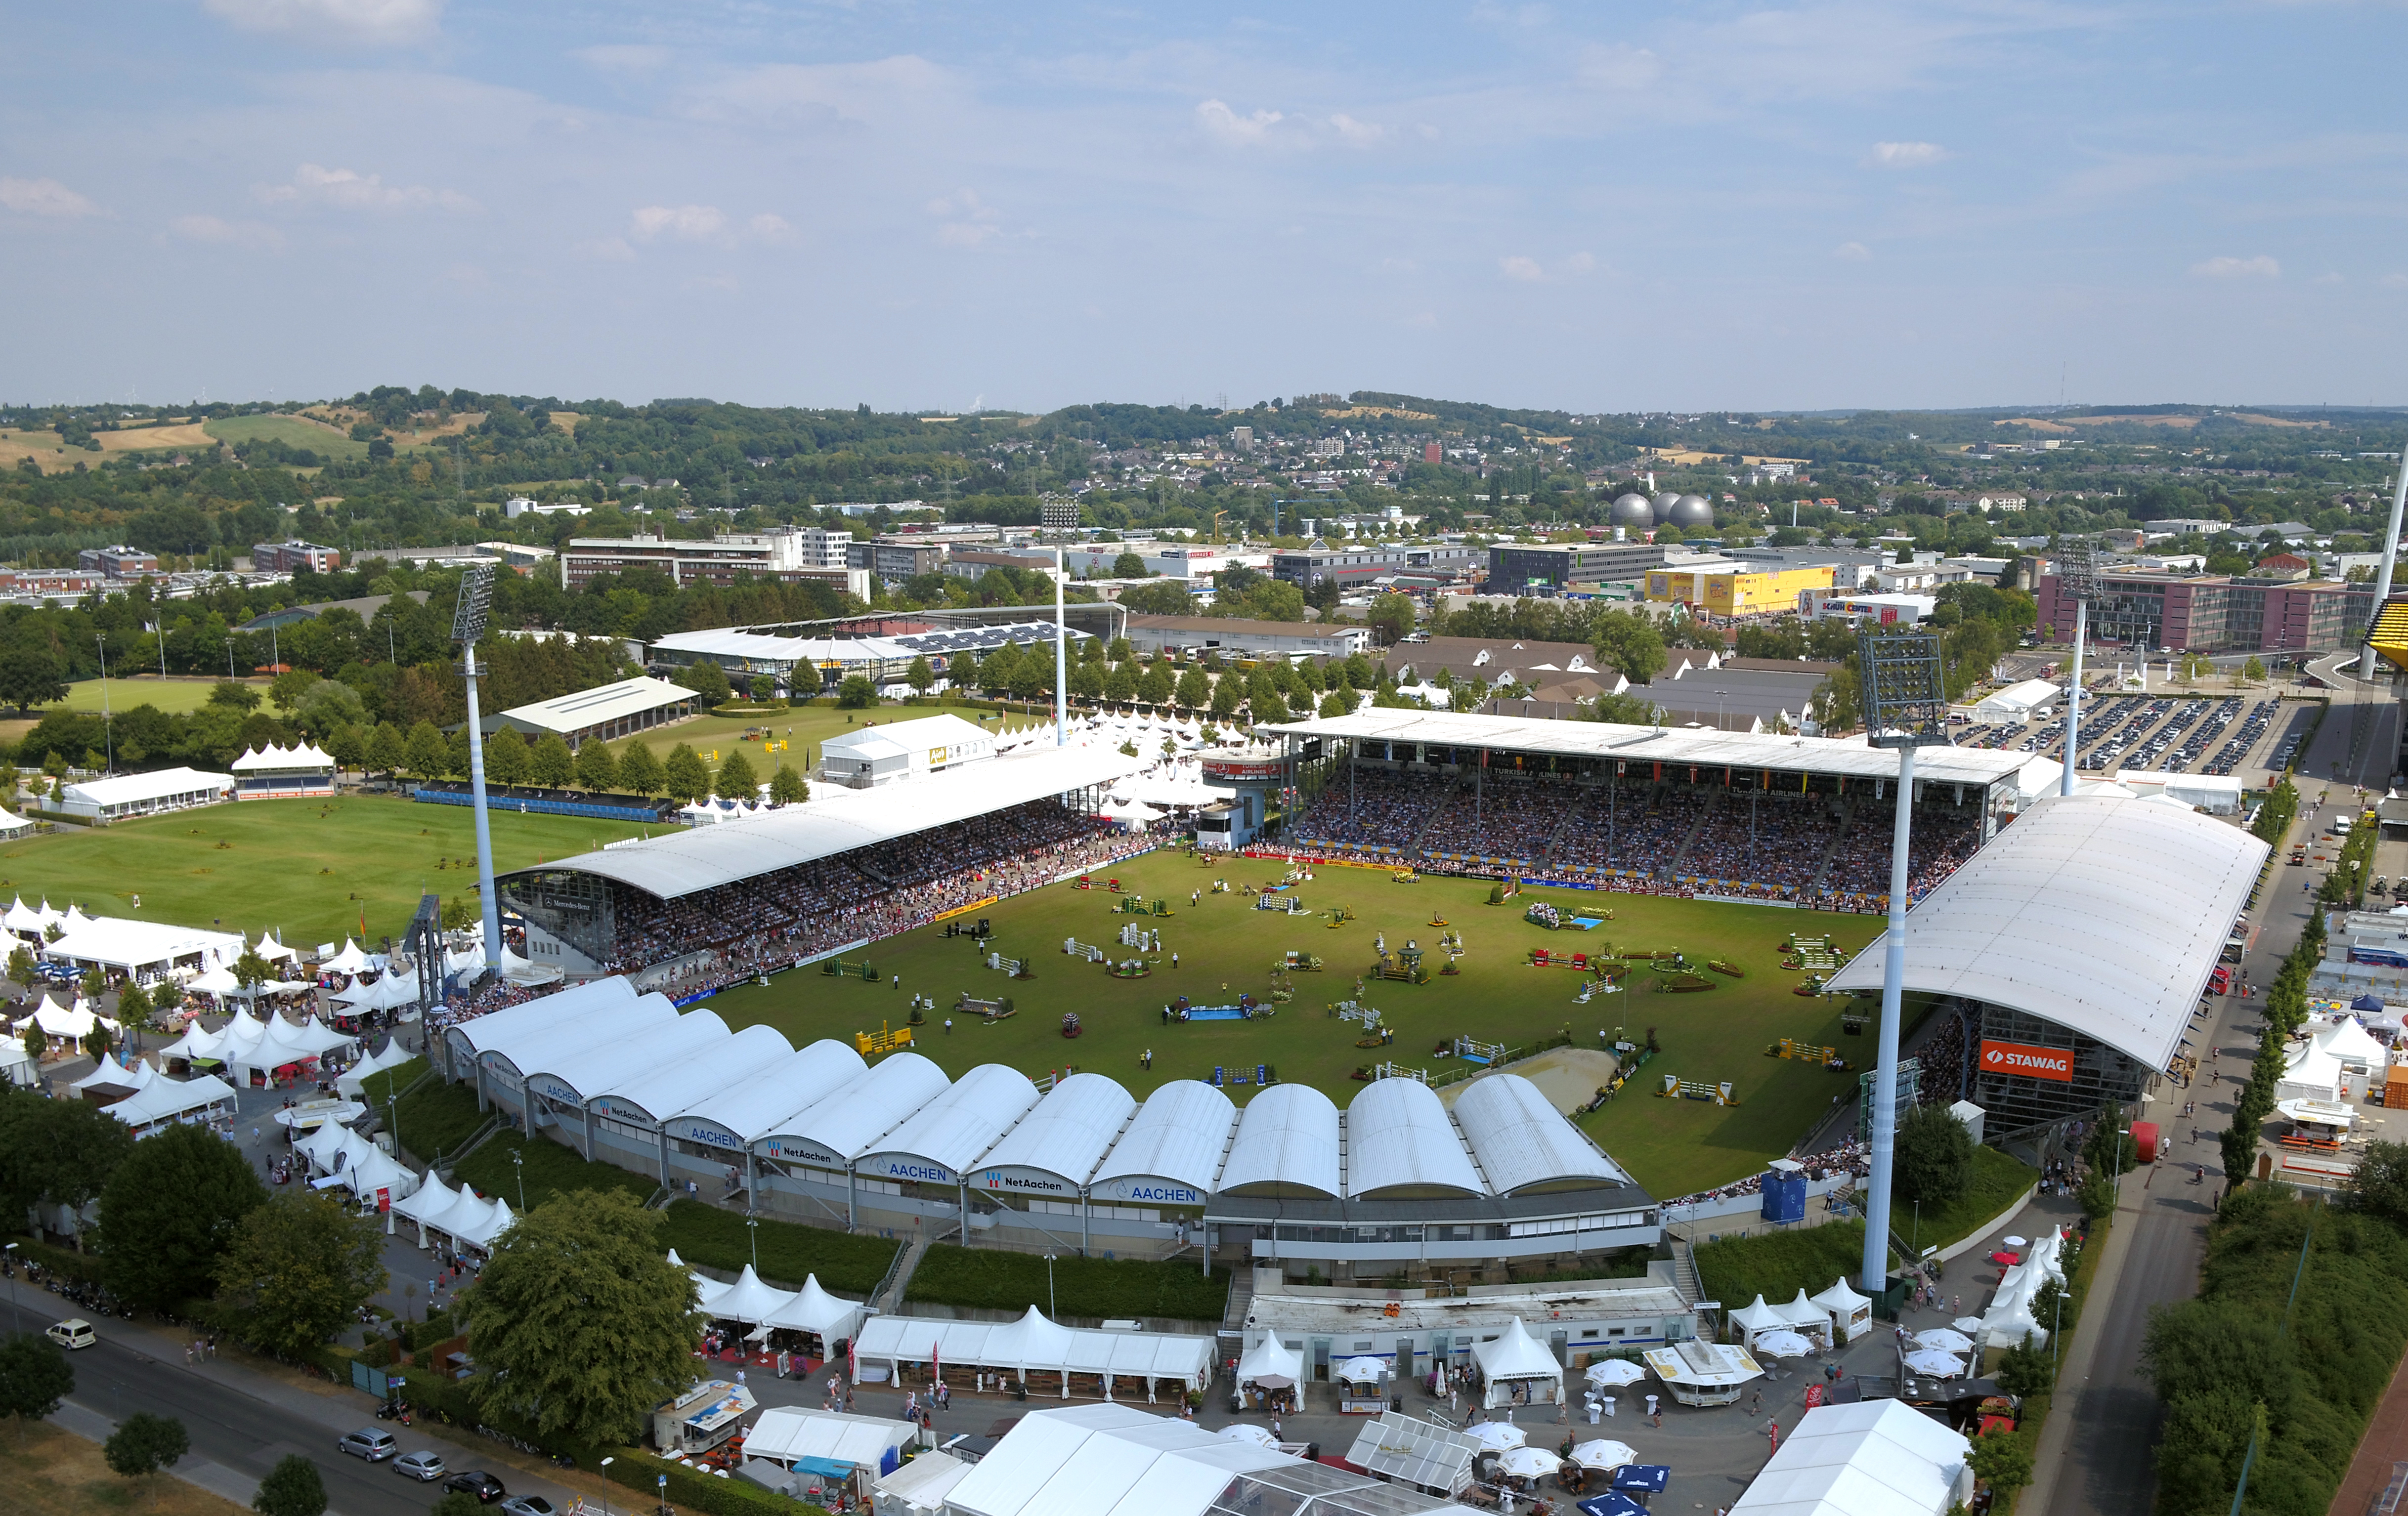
[1650,492,1680,524]
[1612,493,1654,528]
[1669,494,1715,531]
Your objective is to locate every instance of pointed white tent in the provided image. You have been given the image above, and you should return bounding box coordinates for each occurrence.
[323,939,372,975]
[1809,1276,1875,1343]
[1236,1333,1303,1390]
[255,931,296,963]
[391,1173,458,1247]
[1470,1317,1564,1407]
[104,1072,238,1133]
[337,1039,415,1097]
[759,1274,868,1348]
[1727,1294,1791,1347]
[1777,1288,1834,1343]
[702,1264,799,1327]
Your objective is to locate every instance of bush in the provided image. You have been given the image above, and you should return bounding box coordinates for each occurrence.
[385,1079,487,1166]
[904,1243,1229,1323]
[604,1446,830,1516]
[657,1202,899,1297]
[1696,1221,1866,1311]
[450,1132,655,1213]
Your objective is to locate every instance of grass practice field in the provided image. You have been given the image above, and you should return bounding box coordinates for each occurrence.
[49,675,267,716]
[0,794,656,948]
[702,849,1885,1200]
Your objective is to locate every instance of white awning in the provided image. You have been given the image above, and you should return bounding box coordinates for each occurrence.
[105,1072,237,1131]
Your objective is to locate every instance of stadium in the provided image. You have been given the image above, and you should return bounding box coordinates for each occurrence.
[452,701,2262,1274]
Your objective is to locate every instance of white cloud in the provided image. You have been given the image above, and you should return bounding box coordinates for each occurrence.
[1833,241,1872,260]
[748,213,796,245]
[202,0,441,46]
[574,44,671,75]
[1868,141,1947,169]
[2193,254,2280,279]
[257,163,476,212]
[631,204,728,242]
[1561,252,1595,276]
[1330,113,1387,147]
[1577,43,1662,92]
[691,56,953,129]
[1197,99,1284,146]
[1499,252,1594,282]
[1499,255,1545,282]
[0,177,99,217]
[171,214,283,250]
[573,236,635,262]
[927,190,1004,249]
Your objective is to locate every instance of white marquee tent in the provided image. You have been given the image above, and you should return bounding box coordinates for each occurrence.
[1470,1318,1564,1408]
[105,1071,238,1135]
[854,1308,1212,1402]
[1729,1399,1972,1516]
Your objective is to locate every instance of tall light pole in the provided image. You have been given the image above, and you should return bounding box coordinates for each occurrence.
[1856,628,1949,1299]
[1043,1253,1057,1317]
[2362,456,2408,680]
[94,634,113,772]
[452,567,503,974]
[2056,538,2098,796]
[1052,550,1068,747]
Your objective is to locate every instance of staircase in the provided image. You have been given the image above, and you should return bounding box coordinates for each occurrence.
[1406,774,1470,853]
[1219,1264,1256,1332]
[1669,1236,1703,1306]
[872,1238,928,1315]
[1666,790,1720,878]
[1807,797,1858,891]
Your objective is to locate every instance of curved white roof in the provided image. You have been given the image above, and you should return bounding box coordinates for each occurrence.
[454,977,641,1064]
[1090,1080,1236,1198]
[974,1072,1135,1185]
[498,743,1147,901]
[1217,1084,1341,1197]
[589,1023,796,1123]
[522,1009,729,1106]
[860,1063,1041,1181]
[487,992,678,1079]
[1453,1073,1627,1194]
[1345,1078,1483,1198]
[1826,794,2269,1069]
[667,1039,868,1144]
[760,1051,951,1166]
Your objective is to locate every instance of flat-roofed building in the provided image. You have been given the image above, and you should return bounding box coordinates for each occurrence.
[563,528,868,596]
[1645,561,1835,615]
[1487,542,1666,595]
[253,540,341,574]
[477,675,698,749]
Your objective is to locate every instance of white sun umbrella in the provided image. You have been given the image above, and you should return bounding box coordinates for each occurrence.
[1952,1316,1985,1335]
[1220,1424,1281,1449]
[1569,1439,1638,1472]
[1916,1328,1977,1354]
[1498,1446,1559,1481]
[1585,1359,1647,1389]
[1333,1357,1387,1387]
[1467,1421,1526,1451]
[1902,1348,1967,1378]
[1752,1330,1817,1359]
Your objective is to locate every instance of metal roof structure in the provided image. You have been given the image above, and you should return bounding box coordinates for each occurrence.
[1451,1074,1628,1194]
[1088,1081,1237,1203]
[1217,1083,1343,1198]
[974,1072,1136,1188]
[450,978,648,1071]
[651,621,1090,670]
[1825,794,2269,1070]
[1344,1079,1484,1199]
[588,1023,796,1123]
[859,1063,1041,1184]
[758,1051,954,1169]
[1262,710,2030,786]
[1728,1398,1973,1516]
[922,1404,1290,1516]
[665,1039,869,1147]
[497,741,1148,901]
[520,1008,728,1107]
[485,675,693,737]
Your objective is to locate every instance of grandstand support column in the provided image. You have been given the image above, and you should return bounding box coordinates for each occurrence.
[1053,548,1068,747]
[2060,596,2087,797]
[1863,742,1917,1295]
[960,1177,973,1247]
[657,1126,671,1188]
[2361,455,2408,679]
[1080,1191,1090,1256]
[846,1168,857,1229]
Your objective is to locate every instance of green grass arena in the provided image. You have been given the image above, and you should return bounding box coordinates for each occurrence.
[698,849,1881,1201]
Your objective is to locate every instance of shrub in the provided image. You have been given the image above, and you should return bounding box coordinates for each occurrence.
[904,1243,1229,1323]
[657,1202,898,1297]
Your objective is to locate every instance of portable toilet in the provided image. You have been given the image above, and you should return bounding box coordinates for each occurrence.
[1759,1158,1807,1224]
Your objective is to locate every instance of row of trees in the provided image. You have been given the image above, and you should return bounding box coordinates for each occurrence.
[322,721,806,807]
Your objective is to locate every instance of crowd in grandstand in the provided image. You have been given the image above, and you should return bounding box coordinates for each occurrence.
[1666,1137,1871,1210]
[1295,765,1991,908]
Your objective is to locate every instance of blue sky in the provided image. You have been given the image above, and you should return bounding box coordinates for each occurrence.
[2,0,2403,413]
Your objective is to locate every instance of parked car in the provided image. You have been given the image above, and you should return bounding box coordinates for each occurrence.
[337,1429,399,1462]
[44,1320,96,1351]
[393,1451,446,1482]
[499,1497,557,1516]
[445,1471,508,1504]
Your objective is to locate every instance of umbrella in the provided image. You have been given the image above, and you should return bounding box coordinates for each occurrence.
[1611,1465,1671,1494]
[1467,1421,1527,1451]
[1497,1446,1559,1480]
[1752,1330,1816,1358]
[1953,1316,1985,1335]
[1577,1496,1647,1516]
[1569,1439,1637,1472]
[1220,1424,1280,1448]
[1584,1360,1647,1389]
[2354,994,2385,1011]
[1333,1356,1387,1385]
[1903,1348,1967,1378]
[1916,1328,1976,1353]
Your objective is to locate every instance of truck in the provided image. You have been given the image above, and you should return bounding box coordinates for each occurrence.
[2208,966,2232,996]
[651,1380,759,1458]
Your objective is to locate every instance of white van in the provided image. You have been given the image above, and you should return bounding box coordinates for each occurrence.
[45,1319,96,1350]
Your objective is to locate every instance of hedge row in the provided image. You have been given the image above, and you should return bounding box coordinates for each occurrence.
[451,1131,656,1213]
[904,1242,1229,1323]
[657,1201,899,1298]
[604,1446,832,1516]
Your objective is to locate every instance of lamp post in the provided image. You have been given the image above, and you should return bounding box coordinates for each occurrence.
[2056,538,2098,795]
[451,566,503,975]
[746,1215,759,1273]
[5,1241,17,1322]
[512,1146,525,1212]
[1043,1253,1057,1318]
[95,634,113,773]
[599,1457,613,1516]
[1854,628,1949,1299]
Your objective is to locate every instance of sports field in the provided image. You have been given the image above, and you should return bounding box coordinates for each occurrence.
[0,794,656,948]
[701,848,1885,1200]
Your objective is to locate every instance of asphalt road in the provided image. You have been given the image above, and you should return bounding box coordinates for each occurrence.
[1,1285,581,1516]
[2036,652,2397,1516]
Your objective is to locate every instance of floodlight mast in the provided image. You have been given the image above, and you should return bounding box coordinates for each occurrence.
[453,566,503,975]
[1855,629,1950,1299]
[2361,459,2408,679]
[2056,539,2099,798]
[1053,547,1068,747]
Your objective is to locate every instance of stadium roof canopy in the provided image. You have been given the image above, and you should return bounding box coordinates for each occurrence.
[497,741,1148,901]
[1262,710,2031,787]
[1345,1078,1484,1198]
[1826,795,2269,1070]
[1452,1074,1629,1194]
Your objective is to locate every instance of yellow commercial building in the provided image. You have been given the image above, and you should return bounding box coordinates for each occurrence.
[1644,563,1834,615]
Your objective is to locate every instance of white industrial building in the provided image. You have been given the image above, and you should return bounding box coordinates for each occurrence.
[818,713,996,788]
[481,675,699,749]
[1969,678,2060,721]
[438,978,1656,1273]
[650,620,1092,695]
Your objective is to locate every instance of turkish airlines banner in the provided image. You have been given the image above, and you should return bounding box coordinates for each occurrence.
[1980,1039,2073,1082]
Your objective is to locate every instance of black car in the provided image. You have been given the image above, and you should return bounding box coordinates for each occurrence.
[443,1471,508,1504]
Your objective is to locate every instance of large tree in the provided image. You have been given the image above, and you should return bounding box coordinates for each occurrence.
[94,1123,268,1309]
[253,1454,326,1516]
[464,1189,701,1449]
[617,739,665,797]
[105,1412,189,1502]
[573,738,618,793]
[0,649,68,716]
[1893,1100,1975,1208]
[714,748,759,801]
[0,1332,73,1446]
[527,733,576,790]
[482,731,530,788]
[768,764,808,805]
[662,743,712,805]
[213,1190,388,1360]
[0,1087,136,1232]
[403,719,449,780]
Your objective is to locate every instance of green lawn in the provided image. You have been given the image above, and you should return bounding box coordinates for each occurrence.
[624,698,1033,780]
[905,1242,1228,1324]
[204,413,369,461]
[0,794,658,948]
[453,1128,657,1213]
[699,850,1885,1200]
[656,1200,899,1296]
[46,676,267,716]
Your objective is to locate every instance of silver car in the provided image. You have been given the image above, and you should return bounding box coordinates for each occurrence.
[337,1428,399,1462]
[394,1450,446,1482]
